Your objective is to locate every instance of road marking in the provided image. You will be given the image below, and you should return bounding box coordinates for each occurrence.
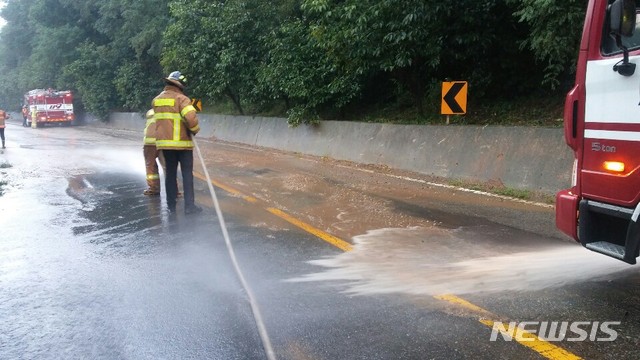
[266,207,353,252]
[434,294,493,315]
[437,294,582,360]
[194,172,351,251]
[193,173,581,360]
[332,164,554,209]
[194,172,258,203]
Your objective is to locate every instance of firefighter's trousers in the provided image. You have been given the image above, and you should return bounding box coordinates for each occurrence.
[162,149,195,211]
[143,145,161,192]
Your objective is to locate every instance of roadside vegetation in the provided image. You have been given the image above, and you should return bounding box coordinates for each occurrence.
[448,178,556,204]
[0,0,583,126]
[0,161,11,196]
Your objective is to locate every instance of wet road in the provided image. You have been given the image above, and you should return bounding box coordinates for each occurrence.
[1,120,640,360]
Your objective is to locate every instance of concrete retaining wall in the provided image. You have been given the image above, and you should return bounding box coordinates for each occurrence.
[103,113,574,194]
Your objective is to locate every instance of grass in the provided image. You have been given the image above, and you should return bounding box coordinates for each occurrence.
[0,161,12,196]
[448,178,555,204]
[351,96,564,127]
[201,94,565,127]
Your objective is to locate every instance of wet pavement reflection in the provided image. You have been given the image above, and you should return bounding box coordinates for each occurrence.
[0,126,264,359]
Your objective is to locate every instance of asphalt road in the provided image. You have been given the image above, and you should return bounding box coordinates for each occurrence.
[1,120,639,360]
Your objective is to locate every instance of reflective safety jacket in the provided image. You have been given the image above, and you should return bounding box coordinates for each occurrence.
[0,110,7,128]
[143,109,157,145]
[152,85,200,150]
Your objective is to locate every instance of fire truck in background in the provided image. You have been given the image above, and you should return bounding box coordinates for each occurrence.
[24,89,75,127]
[556,0,640,264]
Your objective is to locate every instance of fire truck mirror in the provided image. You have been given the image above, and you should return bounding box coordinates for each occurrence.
[609,0,636,37]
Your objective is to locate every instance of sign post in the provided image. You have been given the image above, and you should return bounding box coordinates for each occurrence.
[441,81,468,124]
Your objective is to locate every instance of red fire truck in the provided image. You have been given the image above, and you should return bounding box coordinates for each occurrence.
[557,0,640,264]
[24,89,75,127]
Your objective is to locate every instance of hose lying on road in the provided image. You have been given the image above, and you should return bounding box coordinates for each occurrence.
[193,137,277,360]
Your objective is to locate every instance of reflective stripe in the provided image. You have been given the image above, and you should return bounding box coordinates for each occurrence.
[172,117,181,141]
[147,174,160,180]
[584,129,640,142]
[190,124,200,133]
[156,139,194,148]
[154,98,175,107]
[154,112,181,120]
[181,105,196,117]
[144,118,157,144]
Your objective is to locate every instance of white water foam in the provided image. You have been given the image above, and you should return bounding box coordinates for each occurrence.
[290,227,634,296]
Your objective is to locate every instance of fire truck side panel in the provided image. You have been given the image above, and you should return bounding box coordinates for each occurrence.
[555,0,600,241]
[582,31,640,206]
[557,0,640,264]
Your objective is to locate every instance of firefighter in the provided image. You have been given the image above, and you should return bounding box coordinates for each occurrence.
[142,109,182,197]
[21,105,28,127]
[0,109,7,148]
[143,109,161,195]
[31,107,37,128]
[153,71,202,215]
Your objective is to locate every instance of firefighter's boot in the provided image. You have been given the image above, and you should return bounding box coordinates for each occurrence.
[143,188,160,196]
[1,140,4,149]
[185,204,202,215]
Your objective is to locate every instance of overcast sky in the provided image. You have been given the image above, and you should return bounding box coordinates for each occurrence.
[0,2,5,29]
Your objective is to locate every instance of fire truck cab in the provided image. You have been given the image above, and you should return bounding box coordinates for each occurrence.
[24,89,75,128]
[557,0,640,264]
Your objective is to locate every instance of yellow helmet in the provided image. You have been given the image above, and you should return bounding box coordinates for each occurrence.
[145,109,155,119]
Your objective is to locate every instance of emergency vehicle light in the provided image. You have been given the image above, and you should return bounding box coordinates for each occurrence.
[604,161,625,173]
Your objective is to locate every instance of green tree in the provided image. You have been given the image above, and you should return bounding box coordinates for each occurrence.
[257,19,361,125]
[163,0,281,115]
[506,0,587,89]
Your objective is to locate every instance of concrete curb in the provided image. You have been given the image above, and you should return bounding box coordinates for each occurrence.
[102,113,573,194]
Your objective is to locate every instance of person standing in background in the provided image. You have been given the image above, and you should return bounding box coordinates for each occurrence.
[0,109,9,148]
[21,105,28,127]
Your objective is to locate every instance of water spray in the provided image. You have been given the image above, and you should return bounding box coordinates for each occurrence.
[193,137,277,360]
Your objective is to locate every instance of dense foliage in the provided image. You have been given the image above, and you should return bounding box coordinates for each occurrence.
[0,0,587,124]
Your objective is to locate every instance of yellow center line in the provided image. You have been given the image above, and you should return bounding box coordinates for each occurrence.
[266,207,353,252]
[437,294,582,360]
[194,172,258,203]
[192,172,582,360]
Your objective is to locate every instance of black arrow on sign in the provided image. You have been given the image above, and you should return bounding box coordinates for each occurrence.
[443,82,465,113]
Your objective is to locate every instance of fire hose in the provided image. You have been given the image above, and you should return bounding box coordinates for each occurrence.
[193,137,277,360]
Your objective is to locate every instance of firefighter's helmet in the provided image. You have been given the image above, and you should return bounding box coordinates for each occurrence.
[164,71,187,89]
[145,109,154,119]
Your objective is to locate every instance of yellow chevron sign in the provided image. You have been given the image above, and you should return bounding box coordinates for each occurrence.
[441,81,468,115]
[190,98,202,112]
